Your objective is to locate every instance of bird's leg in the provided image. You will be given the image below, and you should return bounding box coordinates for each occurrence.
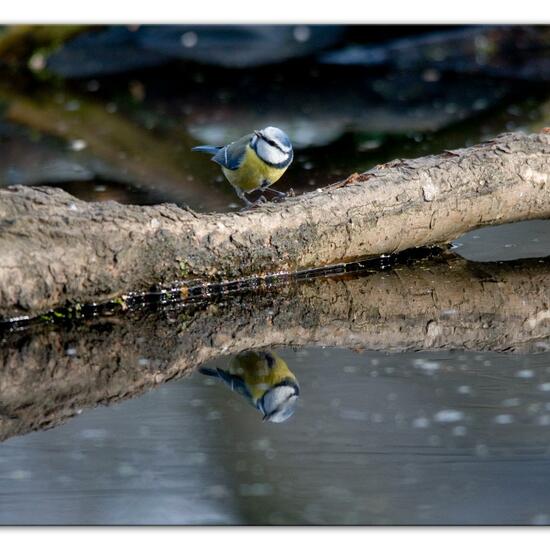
[236,187,254,209]
[263,188,288,203]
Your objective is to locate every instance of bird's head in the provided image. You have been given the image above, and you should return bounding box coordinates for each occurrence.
[251,126,293,167]
[258,381,300,423]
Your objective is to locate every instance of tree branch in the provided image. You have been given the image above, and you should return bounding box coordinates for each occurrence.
[1,131,549,320]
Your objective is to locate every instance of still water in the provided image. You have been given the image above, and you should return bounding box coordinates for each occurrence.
[1,24,550,525]
[1,223,550,525]
[2,347,550,525]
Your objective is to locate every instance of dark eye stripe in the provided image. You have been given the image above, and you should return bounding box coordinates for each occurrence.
[265,138,286,152]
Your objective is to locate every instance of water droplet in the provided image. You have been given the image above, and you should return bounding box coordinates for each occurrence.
[494,414,514,425]
[293,26,311,43]
[80,429,108,440]
[413,358,440,373]
[69,139,87,151]
[253,438,271,451]
[501,397,521,407]
[117,463,137,477]
[422,68,441,82]
[28,53,46,71]
[339,409,368,421]
[434,409,464,423]
[473,98,489,111]
[358,138,382,152]
[207,410,222,421]
[9,470,31,481]
[516,369,534,379]
[181,31,198,48]
[412,417,430,429]
[65,99,81,112]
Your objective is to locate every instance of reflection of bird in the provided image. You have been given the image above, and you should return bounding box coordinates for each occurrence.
[199,350,300,423]
[192,126,293,206]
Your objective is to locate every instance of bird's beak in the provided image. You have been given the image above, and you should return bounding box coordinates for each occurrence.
[254,130,262,138]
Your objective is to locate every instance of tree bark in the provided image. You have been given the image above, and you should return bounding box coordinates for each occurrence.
[1,130,549,320]
[1,254,550,442]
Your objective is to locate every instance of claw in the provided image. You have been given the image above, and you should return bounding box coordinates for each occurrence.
[239,194,267,211]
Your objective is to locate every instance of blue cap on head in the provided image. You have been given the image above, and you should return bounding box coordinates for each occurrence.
[259,126,292,153]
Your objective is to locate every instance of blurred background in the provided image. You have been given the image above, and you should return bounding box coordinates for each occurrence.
[0,24,548,210]
[1,24,550,526]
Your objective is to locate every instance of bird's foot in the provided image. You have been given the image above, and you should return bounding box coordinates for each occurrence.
[266,188,289,202]
[239,194,267,211]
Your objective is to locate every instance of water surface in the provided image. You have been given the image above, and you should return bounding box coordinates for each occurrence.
[1,24,550,525]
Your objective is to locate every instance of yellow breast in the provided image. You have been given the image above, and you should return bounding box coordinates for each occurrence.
[222,145,288,192]
[228,351,296,405]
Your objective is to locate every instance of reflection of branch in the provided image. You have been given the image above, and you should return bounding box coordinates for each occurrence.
[1,254,550,442]
[0,26,88,65]
[0,84,221,205]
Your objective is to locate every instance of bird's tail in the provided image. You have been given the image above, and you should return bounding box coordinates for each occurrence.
[191,145,221,155]
[199,367,220,377]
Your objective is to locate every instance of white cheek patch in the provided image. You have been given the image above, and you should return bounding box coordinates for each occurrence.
[256,140,288,165]
[278,142,292,153]
[262,386,299,423]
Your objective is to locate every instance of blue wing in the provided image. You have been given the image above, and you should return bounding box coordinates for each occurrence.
[192,134,252,170]
[192,143,245,170]
[199,367,253,400]
[214,134,253,170]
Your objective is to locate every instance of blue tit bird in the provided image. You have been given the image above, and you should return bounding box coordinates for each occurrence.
[199,350,300,423]
[192,126,293,206]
